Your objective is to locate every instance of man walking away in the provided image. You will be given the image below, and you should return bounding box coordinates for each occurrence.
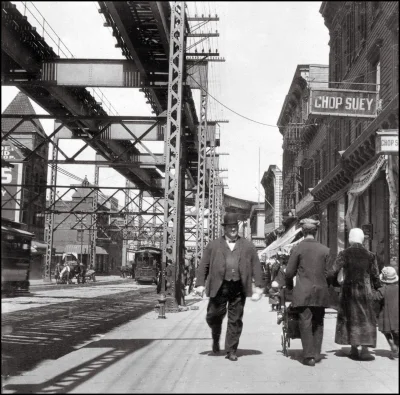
[285,218,331,366]
[194,213,264,361]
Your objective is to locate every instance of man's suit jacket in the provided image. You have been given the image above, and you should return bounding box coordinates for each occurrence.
[196,236,264,298]
[285,238,331,307]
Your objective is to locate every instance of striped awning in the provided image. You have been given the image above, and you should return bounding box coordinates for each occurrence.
[64,244,108,255]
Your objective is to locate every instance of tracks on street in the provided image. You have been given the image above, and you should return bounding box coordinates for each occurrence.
[1,288,158,378]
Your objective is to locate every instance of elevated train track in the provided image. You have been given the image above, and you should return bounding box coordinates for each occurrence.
[1,1,203,196]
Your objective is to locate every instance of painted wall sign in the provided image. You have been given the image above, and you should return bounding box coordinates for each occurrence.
[375,129,399,155]
[309,88,377,118]
[1,141,23,222]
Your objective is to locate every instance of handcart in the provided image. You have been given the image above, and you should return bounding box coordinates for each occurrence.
[279,286,301,357]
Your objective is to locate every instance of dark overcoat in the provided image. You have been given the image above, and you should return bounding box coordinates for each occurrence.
[195,236,264,298]
[328,243,381,347]
[285,238,331,307]
[374,283,399,333]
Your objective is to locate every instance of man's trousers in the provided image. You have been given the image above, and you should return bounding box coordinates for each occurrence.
[297,306,325,359]
[206,280,246,353]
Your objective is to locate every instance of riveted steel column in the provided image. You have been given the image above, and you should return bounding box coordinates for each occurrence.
[90,165,99,269]
[44,137,58,282]
[208,146,216,241]
[138,190,143,248]
[195,88,208,268]
[122,178,129,267]
[161,1,186,311]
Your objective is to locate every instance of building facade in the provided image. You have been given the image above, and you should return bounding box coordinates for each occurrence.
[261,165,283,247]
[277,3,398,273]
[249,203,266,250]
[1,92,49,278]
[50,177,123,274]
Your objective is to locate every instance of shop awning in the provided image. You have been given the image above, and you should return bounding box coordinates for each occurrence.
[64,244,108,255]
[258,226,303,259]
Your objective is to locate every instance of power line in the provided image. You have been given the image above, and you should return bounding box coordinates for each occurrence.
[188,74,279,127]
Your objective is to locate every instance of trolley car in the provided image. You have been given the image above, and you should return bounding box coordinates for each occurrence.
[1,219,34,295]
[134,246,162,284]
[280,287,301,356]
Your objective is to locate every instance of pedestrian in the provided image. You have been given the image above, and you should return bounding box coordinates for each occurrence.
[285,218,331,366]
[194,212,264,361]
[373,266,399,359]
[328,228,381,361]
[268,281,281,311]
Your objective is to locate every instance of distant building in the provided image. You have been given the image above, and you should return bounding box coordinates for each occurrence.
[49,177,123,274]
[249,203,265,250]
[261,165,283,247]
[1,92,49,278]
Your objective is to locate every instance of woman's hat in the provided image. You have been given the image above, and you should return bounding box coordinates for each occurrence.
[380,266,399,284]
[222,213,239,226]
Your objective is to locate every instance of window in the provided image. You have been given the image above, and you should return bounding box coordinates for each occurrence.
[345,4,356,69]
[355,2,367,52]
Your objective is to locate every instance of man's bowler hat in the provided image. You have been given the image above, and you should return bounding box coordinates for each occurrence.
[222,213,239,226]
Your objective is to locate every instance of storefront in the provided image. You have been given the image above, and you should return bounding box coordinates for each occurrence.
[345,148,398,272]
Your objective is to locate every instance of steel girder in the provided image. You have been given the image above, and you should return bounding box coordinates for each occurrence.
[44,139,58,282]
[161,1,186,311]
[90,165,99,270]
[195,87,208,268]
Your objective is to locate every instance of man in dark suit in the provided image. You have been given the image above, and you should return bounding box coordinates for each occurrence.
[194,213,264,361]
[285,218,331,367]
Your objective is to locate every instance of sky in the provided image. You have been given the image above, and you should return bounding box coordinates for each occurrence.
[1,1,330,204]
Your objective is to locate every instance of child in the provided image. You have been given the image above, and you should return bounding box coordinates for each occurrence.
[375,266,399,358]
[269,281,281,311]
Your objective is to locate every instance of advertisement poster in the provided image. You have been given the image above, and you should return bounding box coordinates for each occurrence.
[1,141,24,222]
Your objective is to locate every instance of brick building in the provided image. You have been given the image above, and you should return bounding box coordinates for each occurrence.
[1,92,49,278]
[278,2,398,272]
[50,177,123,274]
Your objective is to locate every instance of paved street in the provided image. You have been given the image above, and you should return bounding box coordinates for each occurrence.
[1,281,398,394]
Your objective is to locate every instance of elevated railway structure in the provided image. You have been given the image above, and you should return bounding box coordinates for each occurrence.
[1,1,229,310]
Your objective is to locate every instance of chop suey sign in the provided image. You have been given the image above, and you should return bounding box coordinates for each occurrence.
[309,88,377,118]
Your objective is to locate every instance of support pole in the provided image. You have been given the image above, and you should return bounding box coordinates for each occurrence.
[90,165,99,270]
[162,1,186,311]
[208,145,216,241]
[44,137,58,282]
[122,178,129,267]
[195,84,208,268]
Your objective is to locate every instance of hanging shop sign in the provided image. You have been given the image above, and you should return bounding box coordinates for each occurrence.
[309,88,377,118]
[375,129,398,155]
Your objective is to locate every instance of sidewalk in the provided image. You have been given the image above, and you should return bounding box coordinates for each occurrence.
[29,275,127,287]
[2,295,398,393]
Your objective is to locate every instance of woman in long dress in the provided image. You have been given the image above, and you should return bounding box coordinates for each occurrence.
[328,228,381,360]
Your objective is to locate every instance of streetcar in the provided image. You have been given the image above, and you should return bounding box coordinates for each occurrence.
[1,218,35,295]
[134,246,162,285]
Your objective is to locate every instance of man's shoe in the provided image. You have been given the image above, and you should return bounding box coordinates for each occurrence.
[225,352,238,361]
[302,357,315,366]
[212,340,220,353]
